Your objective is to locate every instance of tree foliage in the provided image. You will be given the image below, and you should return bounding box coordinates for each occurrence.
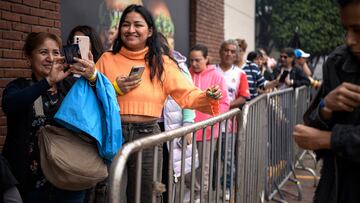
[256,0,344,57]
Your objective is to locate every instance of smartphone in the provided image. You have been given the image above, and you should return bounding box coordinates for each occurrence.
[128,66,145,78]
[279,70,290,83]
[63,44,81,64]
[74,35,90,60]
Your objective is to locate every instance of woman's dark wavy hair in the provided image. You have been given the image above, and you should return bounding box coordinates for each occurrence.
[157,32,178,65]
[67,25,104,62]
[112,4,164,82]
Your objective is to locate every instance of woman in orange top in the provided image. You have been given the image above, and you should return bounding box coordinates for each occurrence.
[76,4,222,203]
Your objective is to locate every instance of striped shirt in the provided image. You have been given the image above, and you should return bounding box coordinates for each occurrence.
[242,62,266,100]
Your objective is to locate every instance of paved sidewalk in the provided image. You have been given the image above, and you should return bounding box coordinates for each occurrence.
[270,152,320,203]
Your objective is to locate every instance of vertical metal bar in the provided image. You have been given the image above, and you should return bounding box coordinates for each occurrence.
[234,115,239,203]
[222,119,229,203]
[200,128,206,203]
[179,136,187,203]
[208,125,215,202]
[256,101,260,203]
[254,103,258,201]
[190,132,197,203]
[135,151,143,203]
[246,107,252,202]
[238,105,249,203]
[265,95,271,201]
[229,116,236,201]
[168,141,174,203]
[250,104,256,203]
[276,95,281,187]
[152,146,159,203]
[261,98,267,202]
[264,96,268,200]
[216,121,223,202]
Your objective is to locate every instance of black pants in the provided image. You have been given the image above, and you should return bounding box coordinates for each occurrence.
[158,122,170,203]
[122,121,163,203]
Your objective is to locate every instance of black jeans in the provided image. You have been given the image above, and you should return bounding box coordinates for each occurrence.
[122,121,163,203]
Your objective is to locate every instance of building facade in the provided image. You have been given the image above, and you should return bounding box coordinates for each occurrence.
[225,0,255,52]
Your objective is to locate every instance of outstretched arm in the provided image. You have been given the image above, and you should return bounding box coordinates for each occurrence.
[294,123,360,163]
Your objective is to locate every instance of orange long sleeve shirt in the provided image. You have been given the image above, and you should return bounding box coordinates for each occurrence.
[95,47,219,118]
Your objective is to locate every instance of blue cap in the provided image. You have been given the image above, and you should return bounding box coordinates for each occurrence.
[294,49,310,58]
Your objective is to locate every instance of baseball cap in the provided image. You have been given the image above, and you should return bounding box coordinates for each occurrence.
[294,49,310,58]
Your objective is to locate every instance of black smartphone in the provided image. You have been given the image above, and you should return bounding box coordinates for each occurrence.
[62,44,81,64]
[279,70,289,83]
[128,66,145,78]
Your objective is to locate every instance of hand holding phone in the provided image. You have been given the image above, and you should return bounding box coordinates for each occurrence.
[63,44,81,64]
[279,70,290,83]
[128,66,145,79]
[74,36,90,60]
[113,66,143,95]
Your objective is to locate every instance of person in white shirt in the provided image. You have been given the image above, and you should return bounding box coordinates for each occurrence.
[214,39,250,200]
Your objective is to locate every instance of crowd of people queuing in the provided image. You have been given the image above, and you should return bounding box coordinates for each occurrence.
[0,3,330,203]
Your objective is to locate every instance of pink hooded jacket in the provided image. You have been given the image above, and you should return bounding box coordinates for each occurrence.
[190,65,230,141]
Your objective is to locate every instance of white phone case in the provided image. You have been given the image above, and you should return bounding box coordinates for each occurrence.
[73,35,90,60]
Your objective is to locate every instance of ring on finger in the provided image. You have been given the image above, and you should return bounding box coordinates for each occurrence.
[82,67,86,72]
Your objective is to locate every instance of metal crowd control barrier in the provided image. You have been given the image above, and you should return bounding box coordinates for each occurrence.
[109,109,242,203]
[294,86,318,187]
[265,88,302,202]
[109,86,315,203]
[265,86,315,202]
[235,94,268,203]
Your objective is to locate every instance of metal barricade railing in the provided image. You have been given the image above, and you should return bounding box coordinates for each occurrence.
[109,86,315,203]
[109,109,242,203]
[265,88,301,202]
[235,94,268,203]
[294,87,318,186]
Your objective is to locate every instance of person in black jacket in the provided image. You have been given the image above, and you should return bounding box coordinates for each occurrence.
[293,0,360,202]
[1,32,96,202]
[274,47,310,89]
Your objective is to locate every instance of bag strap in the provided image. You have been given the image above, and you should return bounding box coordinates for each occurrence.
[34,96,44,117]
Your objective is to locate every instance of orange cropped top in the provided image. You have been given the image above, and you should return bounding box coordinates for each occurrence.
[95,47,219,118]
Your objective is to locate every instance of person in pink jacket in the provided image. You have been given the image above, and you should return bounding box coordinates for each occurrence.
[189,44,230,201]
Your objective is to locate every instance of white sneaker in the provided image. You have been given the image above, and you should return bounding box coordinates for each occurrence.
[194,199,200,203]
[225,189,230,201]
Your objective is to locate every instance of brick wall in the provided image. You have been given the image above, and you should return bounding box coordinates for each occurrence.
[190,0,224,64]
[0,0,61,151]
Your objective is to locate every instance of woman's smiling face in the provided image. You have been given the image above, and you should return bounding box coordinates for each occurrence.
[29,38,61,80]
[120,11,153,51]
